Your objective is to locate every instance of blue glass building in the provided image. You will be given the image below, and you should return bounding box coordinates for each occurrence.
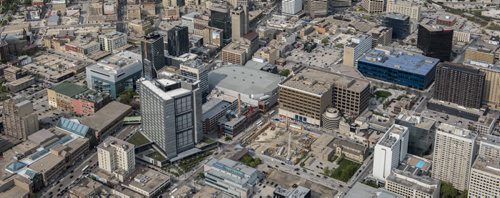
[357,49,439,90]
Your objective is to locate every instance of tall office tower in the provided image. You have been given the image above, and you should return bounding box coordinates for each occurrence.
[468,157,500,197]
[373,124,409,180]
[417,24,453,61]
[139,77,202,159]
[180,59,210,103]
[382,13,410,40]
[2,96,39,140]
[141,33,165,79]
[210,5,231,40]
[395,114,436,156]
[282,0,303,15]
[432,123,477,191]
[231,6,249,41]
[434,62,485,109]
[167,26,189,57]
[97,136,135,181]
[478,135,500,159]
[343,34,373,67]
[361,0,385,13]
[306,0,327,18]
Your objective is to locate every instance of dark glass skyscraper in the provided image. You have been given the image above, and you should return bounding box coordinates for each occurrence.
[382,13,410,40]
[434,62,485,109]
[167,26,190,57]
[210,6,231,40]
[141,33,165,79]
[417,24,454,62]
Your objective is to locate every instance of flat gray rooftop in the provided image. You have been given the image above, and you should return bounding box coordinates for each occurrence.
[208,65,283,95]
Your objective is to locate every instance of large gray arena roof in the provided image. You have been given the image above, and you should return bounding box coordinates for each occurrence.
[208,65,283,96]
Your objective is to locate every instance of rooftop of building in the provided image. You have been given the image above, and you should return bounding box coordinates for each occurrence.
[140,79,192,101]
[472,157,500,176]
[202,98,231,120]
[222,42,250,53]
[124,166,170,195]
[280,67,369,96]
[419,23,453,32]
[396,114,435,130]
[359,49,439,75]
[274,185,311,197]
[99,31,126,39]
[88,51,141,74]
[387,168,439,195]
[6,75,34,86]
[205,158,259,186]
[79,101,132,133]
[345,182,402,198]
[436,123,477,140]
[98,136,134,152]
[378,124,408,148]
[69,177,111,197]
[27,153,64,173]
[208,65,283,96]
[398,154,433,173]
[50,82,88,97]
[346,34,371,48]
[331,138,366,152]
[437,15,457,22]
[368,26,392,35]
[27,129,57,145]
[385,12,409,20]
[181,59,208,70]
[479,134,500,147]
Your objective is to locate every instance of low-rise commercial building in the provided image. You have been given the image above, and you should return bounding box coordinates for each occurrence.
[79,101,132,140]
[48,82,110,115]
[204,158,260,198]
[6,76,35,93]
[123,166,171,197]
[358,49,439,90]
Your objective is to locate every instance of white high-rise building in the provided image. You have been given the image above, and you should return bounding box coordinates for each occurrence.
[468,157,500,197]
[139,76,203,160]
[373,124,409,180]
[97,136,136,181]
[432,123,477,191]
[282,0,303,15]
[180,59,210,102]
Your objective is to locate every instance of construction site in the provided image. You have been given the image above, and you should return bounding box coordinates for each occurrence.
[247,122,318,165]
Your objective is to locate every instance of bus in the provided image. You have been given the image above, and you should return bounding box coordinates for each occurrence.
[81,165,89,172]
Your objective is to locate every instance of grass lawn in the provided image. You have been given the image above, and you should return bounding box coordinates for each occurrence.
[324,158,361,182]
[239,154,262,168]
[147,151,166,161]
[375,90,392,100]
[127,132,150,146]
